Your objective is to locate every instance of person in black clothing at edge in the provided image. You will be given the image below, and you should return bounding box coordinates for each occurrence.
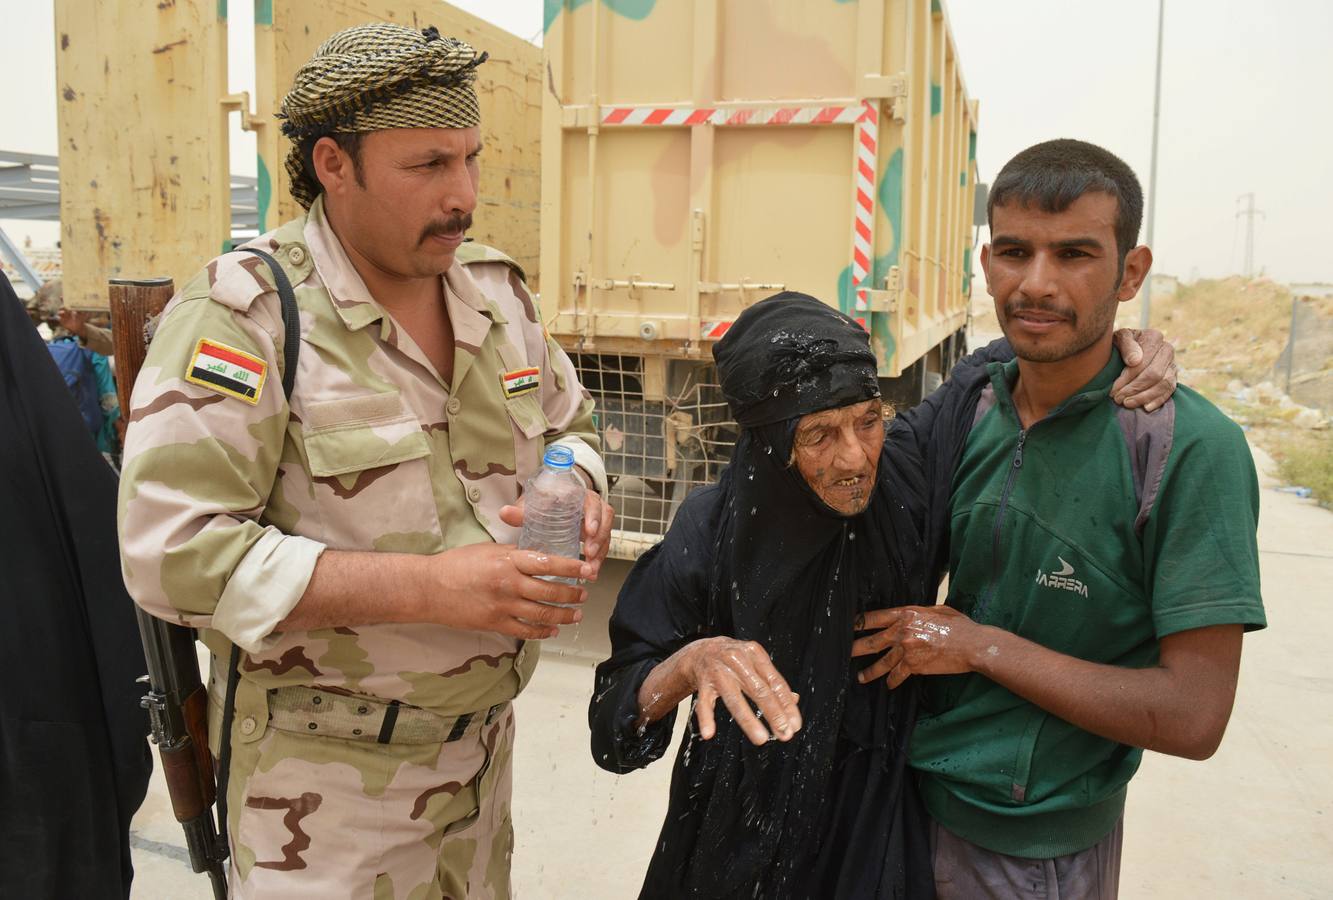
[0,276,152,898]
[588,292,1177,898]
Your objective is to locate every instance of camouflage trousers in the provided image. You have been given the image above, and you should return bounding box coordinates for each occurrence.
[213,683,516,899]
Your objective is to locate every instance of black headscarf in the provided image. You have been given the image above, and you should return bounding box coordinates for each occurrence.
[0,280,151,898]
[712,292,882,428]
[664,293,932,897]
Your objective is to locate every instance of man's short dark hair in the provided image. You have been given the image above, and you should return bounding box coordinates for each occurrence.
[298,131,366,195]
[987,139,1144,270]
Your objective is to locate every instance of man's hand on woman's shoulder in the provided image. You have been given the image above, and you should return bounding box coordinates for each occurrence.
[1111,327,1178,412]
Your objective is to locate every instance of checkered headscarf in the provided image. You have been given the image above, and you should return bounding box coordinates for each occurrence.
[278,23,488,209]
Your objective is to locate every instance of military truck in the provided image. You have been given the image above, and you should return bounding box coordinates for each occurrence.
[50,0,977,560]
[541,0,981,557]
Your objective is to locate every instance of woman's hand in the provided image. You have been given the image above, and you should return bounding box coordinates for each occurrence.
[638,637,802,746]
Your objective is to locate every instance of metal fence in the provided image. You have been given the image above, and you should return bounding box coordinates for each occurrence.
[1274,298,1333,413]
[571,353,738,558]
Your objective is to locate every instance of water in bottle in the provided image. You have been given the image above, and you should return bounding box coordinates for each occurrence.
[518,445,585,593]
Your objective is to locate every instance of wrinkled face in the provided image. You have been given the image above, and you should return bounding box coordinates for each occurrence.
[982,192,1148,364]
[319,126,481,278]
[791,397,884,516]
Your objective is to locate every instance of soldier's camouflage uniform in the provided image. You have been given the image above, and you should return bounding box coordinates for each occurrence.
[118,195,605,898]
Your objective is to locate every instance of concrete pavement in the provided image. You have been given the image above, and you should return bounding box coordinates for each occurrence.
[1121,447,1333,899]
[129,453,1332,899]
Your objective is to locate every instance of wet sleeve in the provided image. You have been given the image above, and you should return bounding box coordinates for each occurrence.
[1142,405,1265,637]
[589,492,716,773]
[883,339,1011,516]
[882,338,1012,582]
[117,290,324,652]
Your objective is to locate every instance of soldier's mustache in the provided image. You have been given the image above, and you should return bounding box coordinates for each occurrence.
[418,213,473,246]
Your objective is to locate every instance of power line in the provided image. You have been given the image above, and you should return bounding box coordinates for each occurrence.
[1140,0,1165,329]
[1236,192,1265,277]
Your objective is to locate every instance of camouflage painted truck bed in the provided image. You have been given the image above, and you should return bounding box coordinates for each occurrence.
[541,0,980,558]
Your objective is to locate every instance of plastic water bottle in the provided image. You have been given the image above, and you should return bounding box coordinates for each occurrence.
[518,446,585,592]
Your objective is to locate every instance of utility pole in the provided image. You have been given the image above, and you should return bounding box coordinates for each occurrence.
[1236,192,1265,278]
[1140,0,1166,329]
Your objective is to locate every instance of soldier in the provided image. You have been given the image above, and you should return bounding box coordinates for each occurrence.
[118,23,612,899]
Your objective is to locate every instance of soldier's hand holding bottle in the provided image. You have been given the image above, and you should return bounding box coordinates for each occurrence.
[424,544,590,641]
[499,450,616,577]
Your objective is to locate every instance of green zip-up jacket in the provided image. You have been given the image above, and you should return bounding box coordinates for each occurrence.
[910,350,1266,858]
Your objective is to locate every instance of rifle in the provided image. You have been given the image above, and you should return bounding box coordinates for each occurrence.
[110,277,229,900]
[111,253,297,898]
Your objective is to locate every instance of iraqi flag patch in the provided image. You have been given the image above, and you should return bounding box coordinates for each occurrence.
[501,367,540,398]
[185,339,268,404]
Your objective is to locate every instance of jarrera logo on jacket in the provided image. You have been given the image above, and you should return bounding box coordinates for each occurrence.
[1034,556,1089,597]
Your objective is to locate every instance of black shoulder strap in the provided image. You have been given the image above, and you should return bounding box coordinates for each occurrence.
[238,247,300,401]
[215,246,301,856]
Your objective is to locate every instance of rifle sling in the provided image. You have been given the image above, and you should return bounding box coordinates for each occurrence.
[216,247,301,850]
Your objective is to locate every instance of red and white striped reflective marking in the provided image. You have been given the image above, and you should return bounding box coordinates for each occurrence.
[599,103,874,128]
[598,100,880,335]
[852,103,879,322]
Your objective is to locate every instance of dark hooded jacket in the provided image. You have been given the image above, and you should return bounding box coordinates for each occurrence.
[589,293,1009,899]
[0,281,152,898]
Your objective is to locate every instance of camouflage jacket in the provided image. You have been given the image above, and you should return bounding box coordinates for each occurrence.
[118,197,605,717]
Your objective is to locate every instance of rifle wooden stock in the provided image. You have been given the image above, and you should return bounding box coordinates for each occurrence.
[160,687,216,821]
[185,684,218,806]
[109,277,171,417]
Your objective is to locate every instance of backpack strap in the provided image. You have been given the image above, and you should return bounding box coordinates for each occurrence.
[238,247,301,402]
[214,246,301,852]
[1115,401,1177,535]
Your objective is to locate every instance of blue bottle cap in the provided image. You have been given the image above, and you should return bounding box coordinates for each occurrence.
[543,445,575,470]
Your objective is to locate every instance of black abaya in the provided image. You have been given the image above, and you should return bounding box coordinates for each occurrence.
[590,294,1015,898]
[0,281,152,898]
[591,412,943,899]
[589,295,1006,899]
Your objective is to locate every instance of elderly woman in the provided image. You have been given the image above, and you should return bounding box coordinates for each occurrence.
[589,293,1170,898]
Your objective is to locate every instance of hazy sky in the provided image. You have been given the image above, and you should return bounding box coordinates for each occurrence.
[4,0,1330,283]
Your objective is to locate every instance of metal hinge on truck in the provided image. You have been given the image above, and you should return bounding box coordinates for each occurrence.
[859,73,909,122]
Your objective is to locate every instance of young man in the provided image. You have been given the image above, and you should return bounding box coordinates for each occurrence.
[119,23,611,898]
[854,139,1265,897]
